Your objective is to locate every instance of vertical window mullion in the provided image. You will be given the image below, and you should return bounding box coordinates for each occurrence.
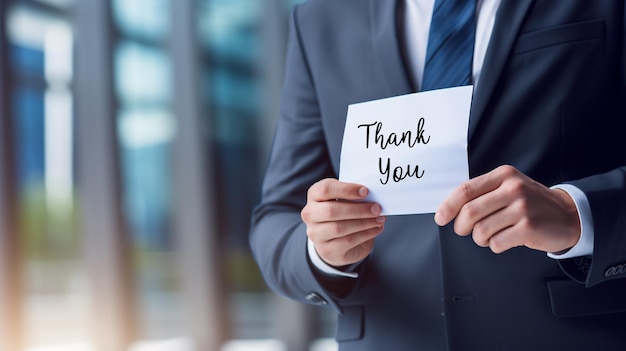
[74,0,137,350]
[0,1,24,350]
[170,0,229,348]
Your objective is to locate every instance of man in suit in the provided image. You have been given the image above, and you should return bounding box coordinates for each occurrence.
[250,0,626,349]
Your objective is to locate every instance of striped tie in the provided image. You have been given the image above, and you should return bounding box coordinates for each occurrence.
[421,0,476,91]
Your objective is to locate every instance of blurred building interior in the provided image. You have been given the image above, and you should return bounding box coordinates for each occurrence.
[0,0,336,350]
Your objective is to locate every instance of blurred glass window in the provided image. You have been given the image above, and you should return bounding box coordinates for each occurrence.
[112,0,186,341]
[7,1,86,348]
[113,0,169,42]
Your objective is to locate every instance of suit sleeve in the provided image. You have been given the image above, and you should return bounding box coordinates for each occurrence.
[249,6,349,313]
[566,167,626,287]
[562,11,626,287]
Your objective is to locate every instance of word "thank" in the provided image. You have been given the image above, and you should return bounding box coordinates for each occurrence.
[357,118,431,150]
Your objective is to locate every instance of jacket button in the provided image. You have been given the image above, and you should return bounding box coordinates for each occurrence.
[305,292,328,305]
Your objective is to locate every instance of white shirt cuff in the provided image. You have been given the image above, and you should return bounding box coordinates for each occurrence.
[547,184,594,259]
[307,238,359,278]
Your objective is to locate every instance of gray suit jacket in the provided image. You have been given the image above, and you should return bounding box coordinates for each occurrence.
[250,1,626,350]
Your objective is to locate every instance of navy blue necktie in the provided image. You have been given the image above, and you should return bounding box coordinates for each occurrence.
[421,0,476,91]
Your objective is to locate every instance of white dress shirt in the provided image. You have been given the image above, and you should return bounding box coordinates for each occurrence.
[308,0,594,278]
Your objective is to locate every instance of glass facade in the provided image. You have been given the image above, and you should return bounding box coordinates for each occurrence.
[2,0,332,350]
[7,2,86,347]
[112,0,182,340]
[198,0,265,286]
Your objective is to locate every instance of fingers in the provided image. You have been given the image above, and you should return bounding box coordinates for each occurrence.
[303,178,383,224]
[302,198,383,225]
[307,178,368,202]
[314,226,384,266]
[306,209,385,266]
[469,205,522,251]
[483,188,580,254]
[302,178,386,266]
[434,165,518,227]
[434,165,582,255]
[452,181,515,236]
[307,211,385,240]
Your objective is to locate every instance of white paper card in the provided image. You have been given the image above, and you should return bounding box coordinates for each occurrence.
[339,86,473,215]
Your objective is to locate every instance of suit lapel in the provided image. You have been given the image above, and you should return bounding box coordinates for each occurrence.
[370,0,413,97]
[469,0,534,139]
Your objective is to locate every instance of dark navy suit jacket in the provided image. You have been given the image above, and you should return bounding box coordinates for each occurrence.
[250,1,626,349]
